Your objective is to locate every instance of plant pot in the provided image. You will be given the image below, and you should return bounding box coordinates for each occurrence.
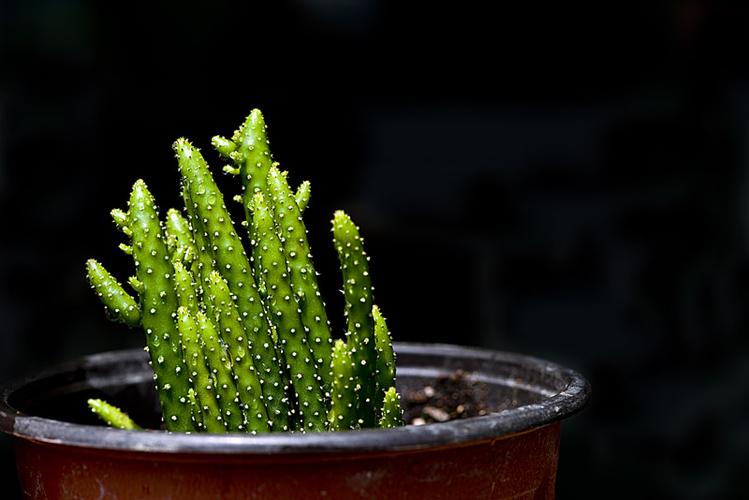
[0,342,589,499]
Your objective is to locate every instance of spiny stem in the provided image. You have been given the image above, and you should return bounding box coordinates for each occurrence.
[332,210,377,428]
[86,259,141,328]
[87,399,141,430]
[213,109,274,213]
[373,304,396,414]
[165,209,195,259]
[378,387,403,429]
[172,261,200,314]
[128,180,194,432]
[294,180,311,213]
[110,208,132,237]
[195,308,246,433]
[327,339,357,431]
[253,192,327,432]
[179,183,215,292]
[176,307,226,434]
[267,167,333,387]
[174,138,289,431]
[205,271,272,433]
[187,388,203,430]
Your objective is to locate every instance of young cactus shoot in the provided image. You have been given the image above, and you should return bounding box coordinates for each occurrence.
[86,108,403,434]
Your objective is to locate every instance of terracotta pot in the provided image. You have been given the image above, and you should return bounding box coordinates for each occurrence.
[0,342,589,499]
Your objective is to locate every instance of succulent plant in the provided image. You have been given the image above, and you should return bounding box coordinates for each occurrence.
[87,399,141,430]
[86,109,402,433]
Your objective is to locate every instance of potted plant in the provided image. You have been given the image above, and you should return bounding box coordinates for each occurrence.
[0,109,590,498]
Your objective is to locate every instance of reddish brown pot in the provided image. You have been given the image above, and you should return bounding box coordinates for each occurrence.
[0,343,589,499]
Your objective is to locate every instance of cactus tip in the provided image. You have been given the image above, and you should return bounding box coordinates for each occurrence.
[332,210,352,230]
[249,108,264,122]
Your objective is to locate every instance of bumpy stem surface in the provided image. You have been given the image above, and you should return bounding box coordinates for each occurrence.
[206,271,272,433]
[332,210,377,427]
[176,307,226,433]
[294,180,311,213]
[252,192,327,432]
[267,167,332,387]
[86,259,141,327]
[175,139,288,431]
[195,308,246,432]
[129,180,193,432]
[88,399,142,430]
[327,339,356,431]
[378,387,403,429]
[165,209,194,259]
[172,261,200,314]
[212,109,274,217]
[373,304,396,411]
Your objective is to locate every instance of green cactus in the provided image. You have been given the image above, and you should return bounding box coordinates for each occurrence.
[192,294,246,433]
[378,387,403,429]
[294,180,311,213]
[88,399,142,430]
[205,271,272,433]
[179,187,216,291]
[332,210,378,427]
[252,192,326,431]
[373,304,396,411]
[172,261,200,314]
[327,339,356,431]
[267,166,333,387]
[175,139,289,430]
[164,209,194,259]
[177,307,226,433]
[87,108,404,435]
[86,259,141,328]
[187,388,203,430]
[212,108,273,217]
[128,180,194,432]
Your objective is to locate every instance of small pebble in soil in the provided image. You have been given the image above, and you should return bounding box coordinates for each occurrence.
[402,369,491,425]
[423,406,450,422]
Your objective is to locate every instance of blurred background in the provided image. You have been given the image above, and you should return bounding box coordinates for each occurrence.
[2,1,749,498]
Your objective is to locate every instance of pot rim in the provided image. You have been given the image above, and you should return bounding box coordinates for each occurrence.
[0,342,590,455]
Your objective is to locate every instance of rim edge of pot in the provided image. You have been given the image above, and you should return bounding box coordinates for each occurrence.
[0,342,591,455]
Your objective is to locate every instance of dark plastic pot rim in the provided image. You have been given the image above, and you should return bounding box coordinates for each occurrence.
[0,342,590,455]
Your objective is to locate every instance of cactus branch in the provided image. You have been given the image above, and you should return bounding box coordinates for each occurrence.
[86,259,141,328]
[205,271,273,433]
[294,180,311,213]
[195,308,246,432]
[378,387,403,429]
[211,134,237,158]
[332,210,377,428]
[165,209,195,260]
[172,261,200,315]
[174,139,288,432]
[327,340,357,431]
[267,167,333,387]
[128,180,194,432]
[252,192,327,432]
[177,307,226,433]
[87,399,142,430]
[373,304,396,410]
[111,208,132,237]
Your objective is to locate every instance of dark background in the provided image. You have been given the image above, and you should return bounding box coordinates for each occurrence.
[2,1,749,498]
